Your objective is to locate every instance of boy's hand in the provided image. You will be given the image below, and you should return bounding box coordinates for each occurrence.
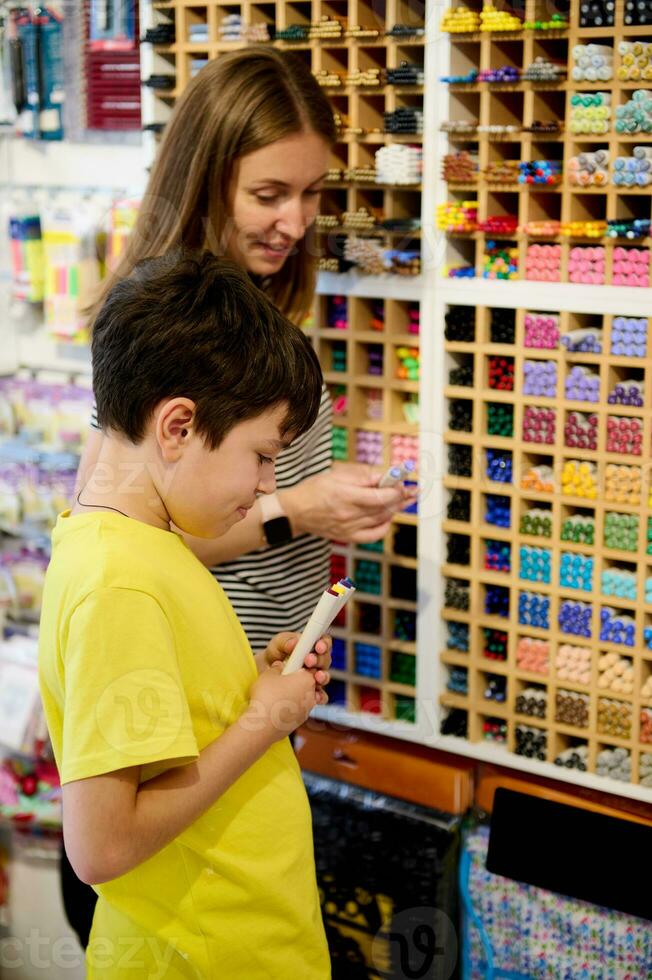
[244,662,321,742]
[257,632,331,700]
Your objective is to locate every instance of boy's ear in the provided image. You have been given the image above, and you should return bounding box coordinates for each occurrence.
[156,398,197,461]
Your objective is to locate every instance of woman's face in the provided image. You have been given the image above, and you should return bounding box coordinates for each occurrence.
[225,130,330,276]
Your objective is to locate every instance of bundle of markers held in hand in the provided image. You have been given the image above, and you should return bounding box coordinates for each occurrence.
[283,462,415,674]
[379,459,416,487]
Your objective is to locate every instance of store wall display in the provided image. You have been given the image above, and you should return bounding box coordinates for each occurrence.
[308,292,420,722]
[440,2,652,288]
[2,2,141,138]
[6,193,139,343]
[0,375,92,620]
[5,0,652,800]
[442,303,652,787]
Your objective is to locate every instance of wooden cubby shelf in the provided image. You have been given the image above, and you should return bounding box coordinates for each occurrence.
[440,0,652,286]
[441,302,652,787]
[308,289,420,723]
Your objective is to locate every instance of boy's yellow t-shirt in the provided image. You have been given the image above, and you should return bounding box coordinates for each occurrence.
[38,510,330,980]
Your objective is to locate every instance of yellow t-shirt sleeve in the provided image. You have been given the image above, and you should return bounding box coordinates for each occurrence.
[60,587,199,784]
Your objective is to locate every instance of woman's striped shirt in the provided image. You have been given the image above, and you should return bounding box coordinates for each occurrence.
[213,387,332,648]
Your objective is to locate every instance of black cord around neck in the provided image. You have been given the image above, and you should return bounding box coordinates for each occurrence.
[75,489,130,519]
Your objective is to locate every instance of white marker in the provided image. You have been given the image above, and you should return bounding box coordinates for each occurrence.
[282,577,356,674]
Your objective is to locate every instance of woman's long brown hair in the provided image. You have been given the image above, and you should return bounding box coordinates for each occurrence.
[88,47,336,325]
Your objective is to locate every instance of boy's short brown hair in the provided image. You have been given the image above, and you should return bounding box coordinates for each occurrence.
[91,251,323,448]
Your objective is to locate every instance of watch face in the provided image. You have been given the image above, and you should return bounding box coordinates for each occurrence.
[264,515,292,547]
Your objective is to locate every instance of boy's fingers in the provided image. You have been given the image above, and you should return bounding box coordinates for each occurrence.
[305,636,332,668]
[271,632,298,653]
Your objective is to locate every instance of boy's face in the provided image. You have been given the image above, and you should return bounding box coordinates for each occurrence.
[161,403,290,539]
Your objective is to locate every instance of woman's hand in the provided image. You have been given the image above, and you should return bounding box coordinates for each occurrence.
[255,632,332,704]
[280,462,417,544]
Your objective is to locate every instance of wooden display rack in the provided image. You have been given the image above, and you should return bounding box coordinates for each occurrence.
[441,301,652,788]
[431,1,652,799]
[441,0,652,284]
[311,290,421,723]
[142,1,425,728]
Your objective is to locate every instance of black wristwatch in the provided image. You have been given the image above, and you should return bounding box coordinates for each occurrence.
[263,515,293,547]
[259,494,293,547]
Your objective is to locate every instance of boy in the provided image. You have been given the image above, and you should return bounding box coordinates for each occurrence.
[38,252,332,978]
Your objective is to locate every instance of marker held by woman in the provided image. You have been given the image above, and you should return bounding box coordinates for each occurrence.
[378,460,416,487]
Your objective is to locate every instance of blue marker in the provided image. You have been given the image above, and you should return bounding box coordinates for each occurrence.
[379,465,403,488]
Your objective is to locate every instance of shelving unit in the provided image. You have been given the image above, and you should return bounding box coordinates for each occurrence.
[0,134,146,377]
[441,301,652,785]
[429,2,652,801]
[6,2,650,798]
[440,1,652,285]
[310,284,421,724]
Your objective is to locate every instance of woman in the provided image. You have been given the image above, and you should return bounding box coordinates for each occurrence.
[79,46,412,648]
[66,46,412,948]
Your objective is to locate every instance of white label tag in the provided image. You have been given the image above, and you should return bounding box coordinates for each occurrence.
[0,662,40,753]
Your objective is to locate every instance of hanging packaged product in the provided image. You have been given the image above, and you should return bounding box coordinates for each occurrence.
[11,5,64,140]
[106,198,140,271]
[0,9,17,125]
[2,548,49,619]
[41,197,108,342]
[13,6,38,137]
[34,5,64,140]
[0,374,90,535]
[87,0,140,130]
[8,208,45,303]
[89,0,136,49]
[0,755,62,832]
[0,636,42,752]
